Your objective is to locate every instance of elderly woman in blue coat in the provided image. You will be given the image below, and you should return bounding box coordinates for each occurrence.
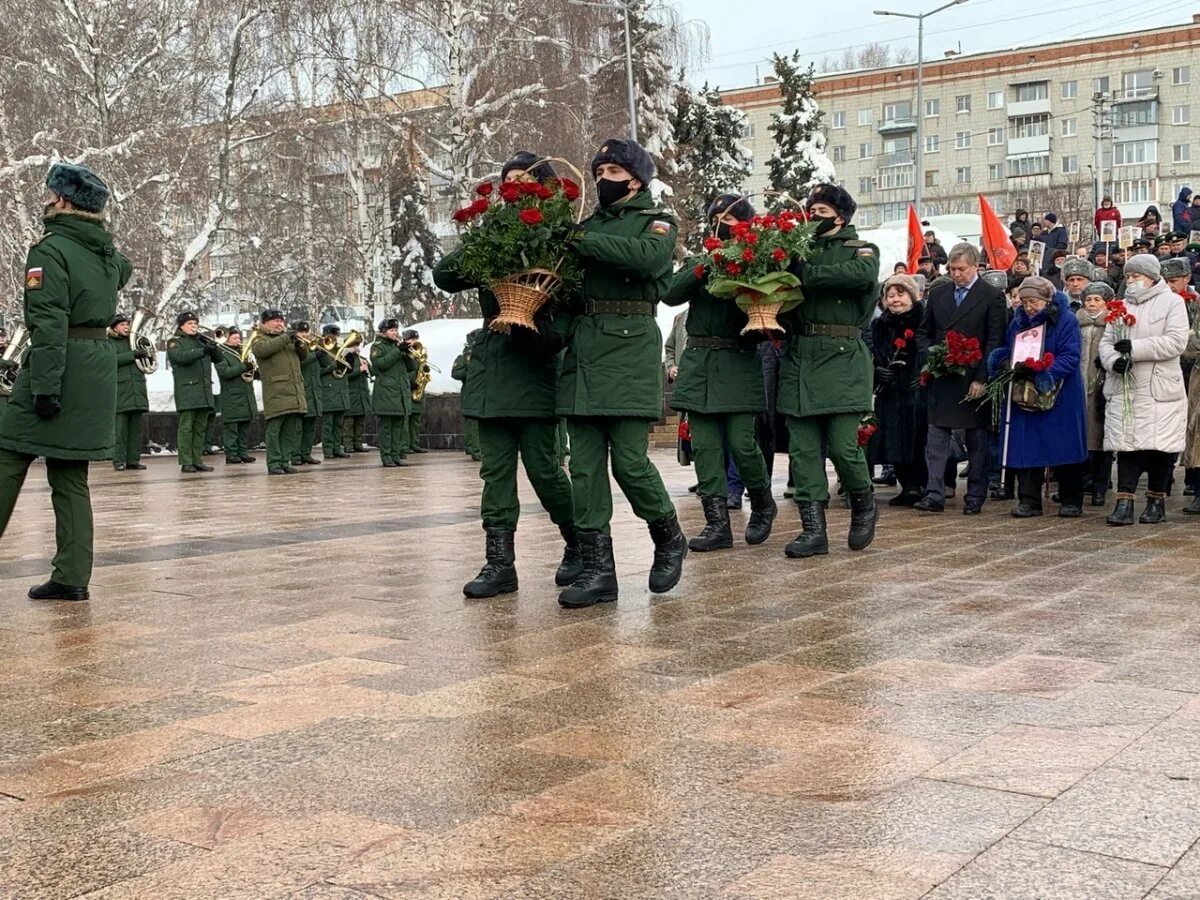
[987,276,1088,517]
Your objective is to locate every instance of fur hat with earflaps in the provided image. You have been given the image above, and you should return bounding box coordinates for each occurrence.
[46,162,110,213]
[805,183,857,224]
[591,138,655,187]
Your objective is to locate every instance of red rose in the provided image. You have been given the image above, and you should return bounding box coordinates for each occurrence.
[744,231,759,245]
[725,263,741,276]
[469,198,489,215]
[518,182,539,195]
[561,179,581,201]
[1124,314,1136,326]
[703,237,723,252]
[779,220,795,233]
[732,221,751,238]
[893,337,906,349]
[451,207,475,224]
[518,208,543,226]
[751,216,763,226]
[499,182,521,203]
[713,252,724,264]
[919,372,932,387]
[693,264,706,279]
[475,182,493,197]
[762,215,777,228]
[772,248,787,263]
[741,248,755,262]
[1043,352,1055,367]
[903,329,915,340]
[533,183,553,200]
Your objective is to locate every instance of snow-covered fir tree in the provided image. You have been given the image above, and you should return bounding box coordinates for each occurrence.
[766,51,837,211]
[670,82,753,248]
[388,167,457,322]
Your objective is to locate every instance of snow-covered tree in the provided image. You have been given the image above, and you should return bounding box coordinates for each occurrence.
[670,82,753,248]
[766,51,836,212]
[388,165,455,322]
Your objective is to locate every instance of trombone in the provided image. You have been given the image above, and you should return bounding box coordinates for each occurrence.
[197,326,257,383]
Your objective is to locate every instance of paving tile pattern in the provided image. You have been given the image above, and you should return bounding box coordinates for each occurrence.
[1,452,1199,898]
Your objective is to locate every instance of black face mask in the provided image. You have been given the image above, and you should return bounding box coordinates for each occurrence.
[812,215,839,236]
[596,177,633,207]
[714,222,733,242]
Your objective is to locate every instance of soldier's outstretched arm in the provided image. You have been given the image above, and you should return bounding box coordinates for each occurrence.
[662,258,704,307]
[801,245,881,293]
[432,247,474,294]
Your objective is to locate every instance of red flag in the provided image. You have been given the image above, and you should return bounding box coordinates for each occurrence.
[979,193,1017,271]
[905,204,924,275]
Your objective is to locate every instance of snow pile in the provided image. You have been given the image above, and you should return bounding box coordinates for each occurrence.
[857,226,965,281]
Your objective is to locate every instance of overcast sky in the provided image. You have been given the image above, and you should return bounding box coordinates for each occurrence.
[679,0,1197,88]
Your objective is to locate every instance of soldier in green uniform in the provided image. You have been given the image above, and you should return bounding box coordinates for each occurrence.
[369,318,417,467]
[342,347,370,452]
[253,309,307,474]
[450,331,482,461]
[216,328,257,465]
[0,162,132,600]
[292,320,329,466]
[553,138,687,608]
[319,324,351,459]
[778,184,880,558]
[167,310,220,474]
[402,328,429,454]
[664,194,777,551]
[108,313,150,471]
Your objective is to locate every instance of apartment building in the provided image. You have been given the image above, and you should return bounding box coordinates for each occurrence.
[721,16,1200,231]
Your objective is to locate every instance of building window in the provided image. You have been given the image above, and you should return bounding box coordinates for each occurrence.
[1006,154,1049,177]
[988,163,1003,181]
[1112,101,1158,128]
[924,134,939,153]
[987,127,1005,146]
[924,98,939,118]
[832,144,846,163]
[1113,140,1157,166]
[1173,66,1190,86]
[1061,155,1079,174]
[1115,179,1151,204]
[858,210,874,227]
[859,108,873,126]
[858,176,875,194]
[1174,144,1191,164]
[955,95,971,114]
[955,166,971,184]
[832,111,846,129]
[1173,105,1191,125]
[1013,82,1047,103]
[882,101,912,122]
[925,169,939,188]
[1061,117,1078,137]
[742,122,755,139]
[986,90,1004,110]
[955,130,971,149]
[1061,81,1077,100]
[859,142,873,159]
[1092,76,1110,96]
[1121,70,1154,100]
[1011,114,1050,138]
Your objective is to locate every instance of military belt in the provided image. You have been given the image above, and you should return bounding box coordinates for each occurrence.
[687,336,744,351]
[799,323,861,339]
[583,300,654,317]
[67,327,109,340]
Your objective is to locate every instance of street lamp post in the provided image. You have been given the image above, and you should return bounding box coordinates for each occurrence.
[874,0,968,218]
[571,0,639,142]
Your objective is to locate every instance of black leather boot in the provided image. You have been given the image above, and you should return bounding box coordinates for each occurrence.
[744,487,778,545]
[558,531,618,608]
[689,496,733,552]
[1184,493,1200,516]
[847,489,878,551]
[647,515,687,593]
[1106,494,1136,526]
[463,529,518,598]
[785,501,829,558]
[554,524,583,587]
[28,580,89,601]
[1139,492,1166,524]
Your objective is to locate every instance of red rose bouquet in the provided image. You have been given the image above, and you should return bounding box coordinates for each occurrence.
[1105,298,1137,418]
[918,330,982,387]
[695,210,819,334]
[452,168,584,333]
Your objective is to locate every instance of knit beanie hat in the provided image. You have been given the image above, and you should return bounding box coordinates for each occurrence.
[1123,253,1162,281]
[1084,282,1115,302]
[1018,276,1055,301]
[882,273,919,304]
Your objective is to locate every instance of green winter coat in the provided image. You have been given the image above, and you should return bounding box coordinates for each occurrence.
[777,226,880,418]
[0,210,131,460]
[112,335,149,414]
[663,259,765,414]
[215,352,256,423]
[556,190,677,419]
[433,250,562,419]
[300,349,331,418]
[345,353,370,415]
[167,331,215,412]
[321,359,350,412]
[450,351,468,383]
[253,331,307,419]
[370,337,416,416]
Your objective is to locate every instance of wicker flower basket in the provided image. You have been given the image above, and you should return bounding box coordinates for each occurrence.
[488,268,563,333]
[739,294,788,335]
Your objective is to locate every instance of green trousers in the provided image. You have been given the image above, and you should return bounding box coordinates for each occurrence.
[177,409,209,467]
[404,411,423,452]
[204,410,217,450]
[322,412,345,457]
[478,418,574,531]
[786,413,872,503]
[297,416,318,462]
[567,416,675,534]
[0,448,93,587]
[343,415,366,449]
[555,418,569,466]
[224,420,250,460]
[464,418,481,457]
[266,414,302,470]
[377,415,407,463]
[113,411,144,466]
[691,412,769,499]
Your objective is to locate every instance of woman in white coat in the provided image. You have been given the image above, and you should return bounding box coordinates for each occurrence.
[1099,253,1190,525]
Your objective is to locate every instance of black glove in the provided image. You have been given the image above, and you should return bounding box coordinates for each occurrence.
[1113,338,1133,355]
[873,366,895,385]
[134,349,151,361]
[33,394,61,419]
[207,343,223,361]
[566,223,586,246]
[1093,356,1104,370]
[0,358,17,370]
[789,257,807,283]
[1112,356,1132,375]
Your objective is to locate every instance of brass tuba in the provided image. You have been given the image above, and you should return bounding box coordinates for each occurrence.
[129,305,159,375]
[0,324,29,397]
[236,327,261,383]
[410,340,432,402]
[329,330,362,379]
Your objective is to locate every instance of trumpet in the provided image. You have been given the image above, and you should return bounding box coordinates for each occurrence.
[0,324,30,397]
[291,332,320,351]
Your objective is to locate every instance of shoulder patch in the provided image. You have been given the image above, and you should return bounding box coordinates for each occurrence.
[648,220,672,236]
[167,339,179,349]
[371,345,381,358]
[25,267,43,290]
[855,246,877,257]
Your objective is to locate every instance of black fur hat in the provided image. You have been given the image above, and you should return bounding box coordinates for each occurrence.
[378,318,400,332]
[805,183,857,223]
[260,308,285,323]
[402,328,419,341]
[292,320,310,333]
[176,311,198,327]
[706,193,755,224]
[108,313,129,328]
[322,324,341,336]
[591,138,655,187]
[501,151,557,184]
[46,162,110,213]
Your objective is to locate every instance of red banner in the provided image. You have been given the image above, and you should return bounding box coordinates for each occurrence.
[979,194,1017,271]
[906,204,924,274]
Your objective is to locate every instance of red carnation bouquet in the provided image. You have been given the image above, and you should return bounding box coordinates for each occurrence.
[695,210,819,334]
[918,330,982,387]
[452,166,584,333]
[856,414,878,447]
[1105,298,1137,418]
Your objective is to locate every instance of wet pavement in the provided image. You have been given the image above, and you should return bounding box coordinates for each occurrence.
[2,449,1199,898]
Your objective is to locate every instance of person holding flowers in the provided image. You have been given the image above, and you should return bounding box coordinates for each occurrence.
[1078,281,1115,505]
[1099,254,1190,525]
[663,194,777,552]
[434,151,579,599]
[985,276,1088,517]
[773,184,881,558]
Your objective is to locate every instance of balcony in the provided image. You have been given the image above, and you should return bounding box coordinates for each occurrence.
[1113,124,1159,144]
[878,116,917,135]
[877,165,915,190]
[1112,86,1159,103]
[1007,97,1051,117]
[1007,133,1050,156]
[878,149,915,168]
